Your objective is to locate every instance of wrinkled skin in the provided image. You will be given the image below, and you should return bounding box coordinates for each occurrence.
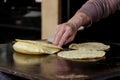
[52,11,91,47]
[53,22,78,47]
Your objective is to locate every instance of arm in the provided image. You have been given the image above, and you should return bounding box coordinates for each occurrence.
[79,0,120,22]
[53,0,120,47]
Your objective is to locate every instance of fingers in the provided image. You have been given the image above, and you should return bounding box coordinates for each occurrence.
[53,28,65,46]
[53,24,65,46]
[53,23,77,47]
[64,35,75,45]
[58,28,71,46]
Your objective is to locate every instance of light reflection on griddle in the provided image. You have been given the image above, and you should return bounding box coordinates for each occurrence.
[13,52,89,79]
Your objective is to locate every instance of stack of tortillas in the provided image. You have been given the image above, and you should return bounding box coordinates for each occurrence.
[57,42,110,60]
[13,39,62,55]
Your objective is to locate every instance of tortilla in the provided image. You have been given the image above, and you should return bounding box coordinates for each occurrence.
[13,39,62,54]
[15,39,62,49]
[57,49,105,60]
[69,42,110,51]
[57,42,110,60]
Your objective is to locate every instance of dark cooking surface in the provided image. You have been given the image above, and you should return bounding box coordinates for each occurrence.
[0,43,120,80]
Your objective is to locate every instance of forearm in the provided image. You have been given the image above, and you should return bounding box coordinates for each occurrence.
[67,11,91,29]
[62,0,120,33]
[79,0,120,22]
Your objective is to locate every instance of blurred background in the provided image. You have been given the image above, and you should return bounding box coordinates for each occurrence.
[0,0,41,43]
[0,0,120,43]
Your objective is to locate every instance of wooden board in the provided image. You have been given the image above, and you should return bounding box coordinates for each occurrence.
[41,0,61,39]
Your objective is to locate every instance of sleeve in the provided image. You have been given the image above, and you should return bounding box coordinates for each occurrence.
[78,0,120,22]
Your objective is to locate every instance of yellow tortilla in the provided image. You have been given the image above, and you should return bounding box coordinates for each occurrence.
[69,42,110,51]
[15,39,62,49]
[57,49,105,60]
[57,42,110,60]
[13,39,62,54]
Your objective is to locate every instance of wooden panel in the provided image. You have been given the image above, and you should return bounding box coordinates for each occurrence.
[41,0,61,39]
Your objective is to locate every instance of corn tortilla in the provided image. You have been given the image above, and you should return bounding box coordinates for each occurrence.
[13,39,62,54]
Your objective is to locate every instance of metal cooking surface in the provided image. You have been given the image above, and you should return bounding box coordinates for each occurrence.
[0,43,120,80]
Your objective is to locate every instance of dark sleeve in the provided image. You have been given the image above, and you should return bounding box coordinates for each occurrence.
[78,0,120,22]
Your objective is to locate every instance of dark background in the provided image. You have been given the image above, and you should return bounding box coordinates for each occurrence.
[0,0,41,43]
[0,0,120,44]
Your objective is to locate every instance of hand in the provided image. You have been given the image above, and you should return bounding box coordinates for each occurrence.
[52,11,91,47]
[53,22,78,47]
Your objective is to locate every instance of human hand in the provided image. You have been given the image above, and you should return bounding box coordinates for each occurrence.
[53,22,78,47]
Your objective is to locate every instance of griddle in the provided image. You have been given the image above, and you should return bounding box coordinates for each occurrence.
[0,42,120,80]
